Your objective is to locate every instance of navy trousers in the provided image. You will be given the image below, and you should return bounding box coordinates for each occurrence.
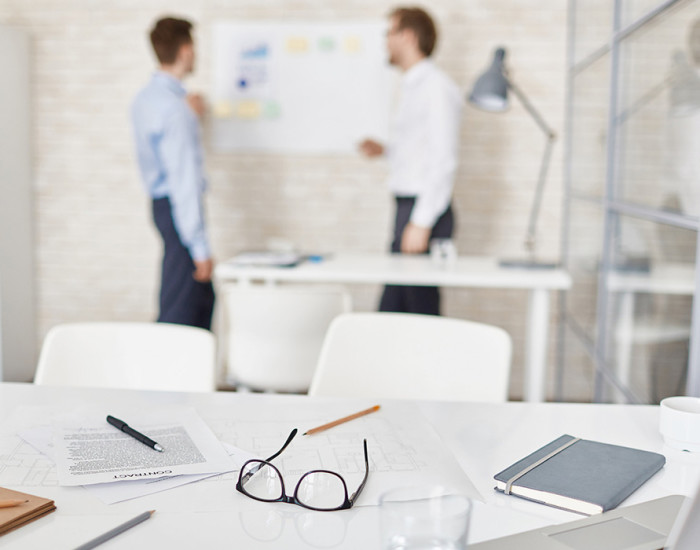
[378,197,454,316]
[152,198,215,330]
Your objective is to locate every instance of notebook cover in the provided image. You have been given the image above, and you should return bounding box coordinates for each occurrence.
[494,435,666,514]
[0,487,56,536]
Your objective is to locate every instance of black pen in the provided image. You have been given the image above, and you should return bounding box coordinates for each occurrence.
[106,415,164,452]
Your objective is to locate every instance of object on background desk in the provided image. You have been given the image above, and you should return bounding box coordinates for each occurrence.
[660,396,700,452]
[228,251,303,268]
[380,485,471,550]
[0,487,55,536]
[106,415,163,452]
[303,405,381,435]
[430,239,457,266]
[494,435,665,515]
[74,510,154,550]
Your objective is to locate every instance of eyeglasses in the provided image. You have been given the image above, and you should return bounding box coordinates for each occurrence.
[236,429,369,511]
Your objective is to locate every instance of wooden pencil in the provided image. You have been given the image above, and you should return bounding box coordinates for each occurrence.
[303,405,381,435]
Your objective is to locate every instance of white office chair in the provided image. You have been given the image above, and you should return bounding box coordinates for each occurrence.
[308,312,512,402]
[223,284,352,392]
[34,322,217,392]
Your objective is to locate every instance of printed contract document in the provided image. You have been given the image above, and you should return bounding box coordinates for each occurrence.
[53,408,234,486]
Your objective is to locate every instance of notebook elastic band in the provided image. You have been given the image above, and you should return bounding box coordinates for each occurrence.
[505,437,581,494]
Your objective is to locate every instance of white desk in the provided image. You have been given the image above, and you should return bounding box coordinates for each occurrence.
[0,383,696,549]
[215,254,572,402]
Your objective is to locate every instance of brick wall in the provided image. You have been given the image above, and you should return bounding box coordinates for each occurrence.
[0,0,571,397]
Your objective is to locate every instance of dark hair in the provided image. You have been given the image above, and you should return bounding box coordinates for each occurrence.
[390,7,438,57]
[150,17,193,65]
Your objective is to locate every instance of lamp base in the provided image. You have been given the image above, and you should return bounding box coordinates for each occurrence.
[498,257,559,270]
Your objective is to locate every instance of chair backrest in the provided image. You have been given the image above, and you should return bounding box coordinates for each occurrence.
[34,322,217,392]
[308,312,512,402]
[223,285,352,392]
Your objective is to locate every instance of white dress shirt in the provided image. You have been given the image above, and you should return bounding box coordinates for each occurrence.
[387,59,463,228]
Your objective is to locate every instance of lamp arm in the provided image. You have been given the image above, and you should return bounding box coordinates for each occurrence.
[505,78,556,139]
[505,77,557,257]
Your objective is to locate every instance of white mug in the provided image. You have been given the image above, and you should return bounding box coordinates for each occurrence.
[659,396,700,452]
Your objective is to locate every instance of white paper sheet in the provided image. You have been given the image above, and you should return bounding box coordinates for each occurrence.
[52,408,235,486]
[202,400,483,506]
[19,427,257,504]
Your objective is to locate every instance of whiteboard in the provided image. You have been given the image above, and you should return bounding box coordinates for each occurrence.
[211,21,393,154]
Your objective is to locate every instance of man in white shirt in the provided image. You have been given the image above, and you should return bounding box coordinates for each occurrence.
[360,6,462,315]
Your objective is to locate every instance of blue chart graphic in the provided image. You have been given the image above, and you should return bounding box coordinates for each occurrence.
[241,43,269,59]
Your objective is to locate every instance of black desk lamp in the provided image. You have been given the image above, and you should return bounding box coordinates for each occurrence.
[469,47,558,269]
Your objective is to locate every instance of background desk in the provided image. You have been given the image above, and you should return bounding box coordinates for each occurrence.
[215,254,572,402]
[0,383,696,549]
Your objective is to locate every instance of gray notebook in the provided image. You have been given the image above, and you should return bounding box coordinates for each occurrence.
[494,435,666,515]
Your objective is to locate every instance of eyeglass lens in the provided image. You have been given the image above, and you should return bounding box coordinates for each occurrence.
[296,471,347,510]
[240,461,349,510]
[241,461,283,501]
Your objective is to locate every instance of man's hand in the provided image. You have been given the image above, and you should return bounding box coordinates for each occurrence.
[186,93,206,118]
[400,223,431,254]
[358,139,385,158]
[193,258,213,283]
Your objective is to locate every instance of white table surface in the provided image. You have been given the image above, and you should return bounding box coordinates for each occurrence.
[215,253,571,290]
[0,383,697,549]
[215,253,572,402]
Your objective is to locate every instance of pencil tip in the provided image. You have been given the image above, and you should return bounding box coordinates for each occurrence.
[302,432,308,435]
[149,510,156,516]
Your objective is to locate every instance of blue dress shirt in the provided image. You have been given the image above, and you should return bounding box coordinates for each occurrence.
[131,71,210,261]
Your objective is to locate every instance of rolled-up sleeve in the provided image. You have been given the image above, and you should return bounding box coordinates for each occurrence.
[160,106,210,261]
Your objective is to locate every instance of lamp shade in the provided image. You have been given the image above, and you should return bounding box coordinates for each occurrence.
[469,47,509,112]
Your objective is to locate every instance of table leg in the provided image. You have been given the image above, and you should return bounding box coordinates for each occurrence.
[524,289,550,402]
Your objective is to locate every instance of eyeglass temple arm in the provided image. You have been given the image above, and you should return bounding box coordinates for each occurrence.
[349,439,369,503]
[265,428,298,462]
[240,428,299,485]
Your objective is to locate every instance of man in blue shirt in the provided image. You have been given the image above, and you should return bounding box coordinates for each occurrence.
[131,17,214,330]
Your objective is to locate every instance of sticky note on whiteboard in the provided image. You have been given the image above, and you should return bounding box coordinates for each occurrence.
[213,100,234,119]
[286,36,309,53]
[318,36,336,52]
[235,100,262,119]
[343,36,362,53]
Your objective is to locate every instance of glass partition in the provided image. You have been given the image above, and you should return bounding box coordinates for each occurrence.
[616,1,700,211]
[563,0,699,404]
[620,0,695,28]
[603,215,696,402]
[570,55,610,198]
[566,199,605,339]
[571,1,612,65]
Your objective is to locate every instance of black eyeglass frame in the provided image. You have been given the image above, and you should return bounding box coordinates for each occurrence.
[236,428,369,511]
